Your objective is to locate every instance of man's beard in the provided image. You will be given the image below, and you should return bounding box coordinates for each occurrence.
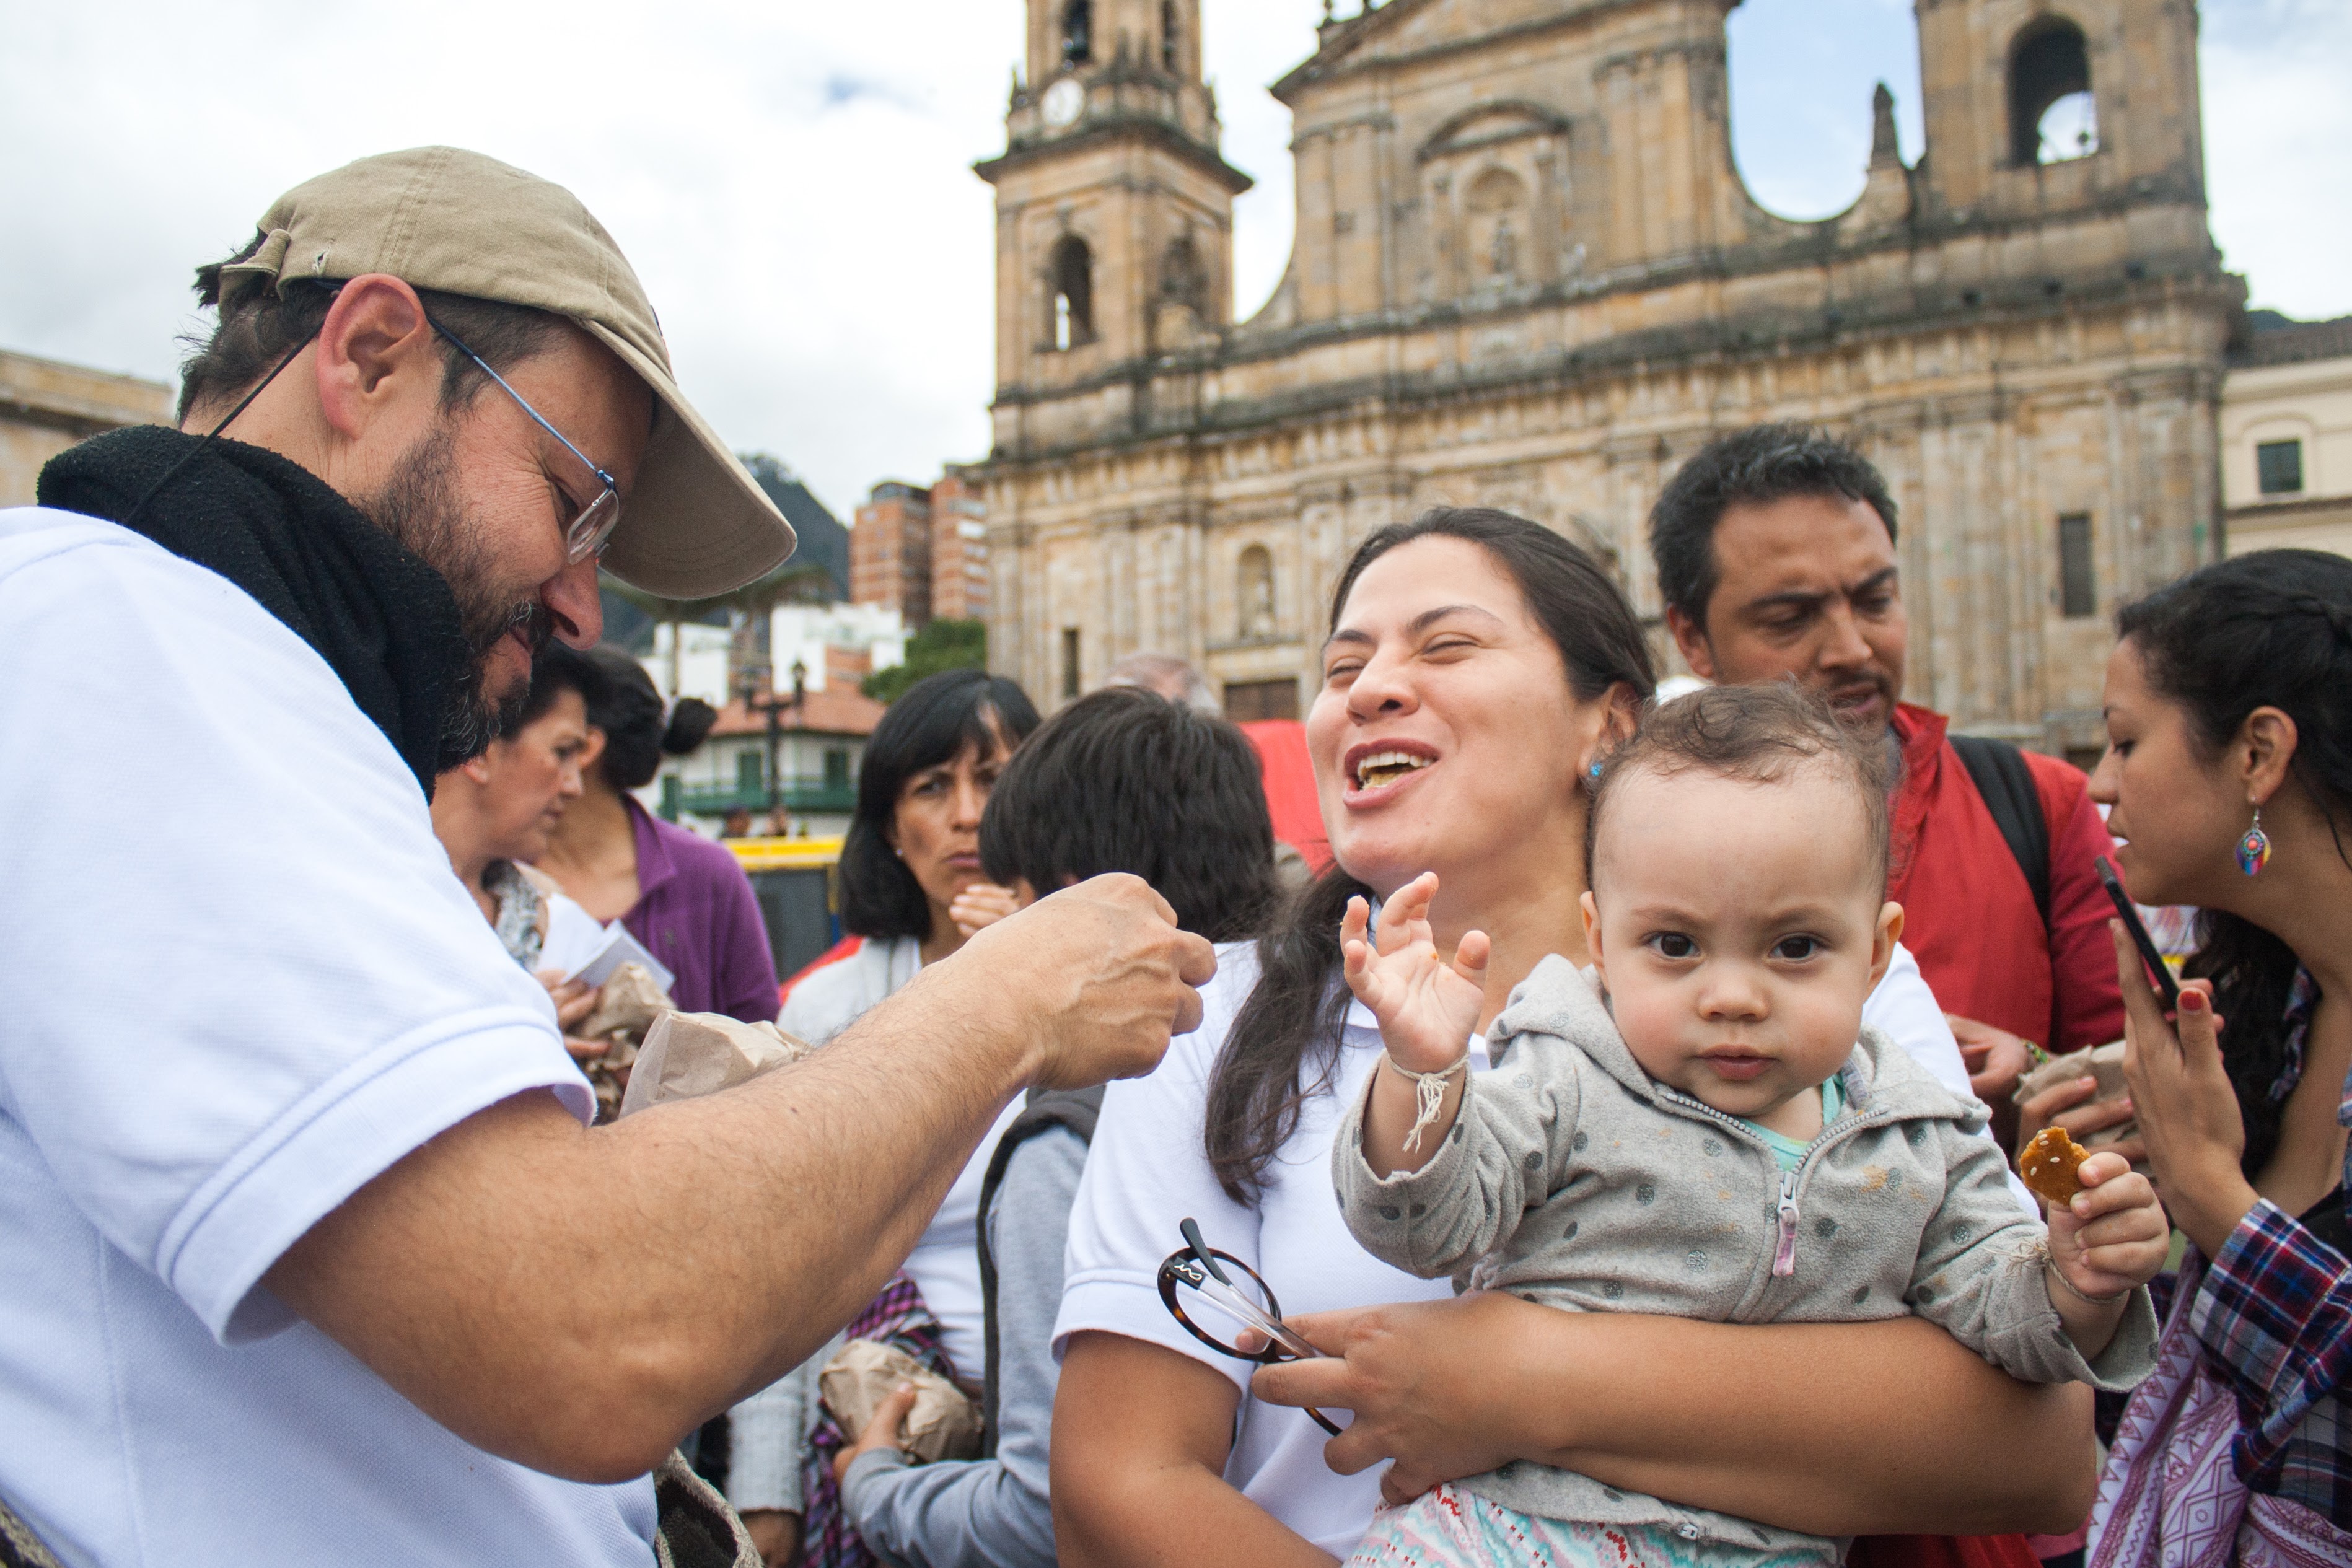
[358,422,550,767]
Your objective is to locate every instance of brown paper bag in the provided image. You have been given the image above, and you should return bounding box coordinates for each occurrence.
[615,1010,815,1118]
[2015,1041,2143,1166]
[818,1339,984,1463]
[573,961,673,1121]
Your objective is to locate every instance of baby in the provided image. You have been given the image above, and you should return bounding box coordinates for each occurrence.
[1334,683,2168,1568]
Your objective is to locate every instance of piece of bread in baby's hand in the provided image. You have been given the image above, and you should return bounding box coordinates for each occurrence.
[2019,1126,2090,1206]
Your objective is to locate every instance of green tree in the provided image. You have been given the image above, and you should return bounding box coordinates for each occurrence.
[864,618,988,704]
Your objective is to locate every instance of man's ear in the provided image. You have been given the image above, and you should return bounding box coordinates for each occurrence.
[457,753,494,786]
[1869,901,1905,989]
[312,274,441,442]
[1665,605,1718,682]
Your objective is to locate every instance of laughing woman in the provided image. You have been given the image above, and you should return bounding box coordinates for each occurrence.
[1050,509,2092,1567]
[2082,550,2352,1566]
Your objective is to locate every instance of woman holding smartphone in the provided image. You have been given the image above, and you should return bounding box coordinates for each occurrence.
[2073,549,2352,1564]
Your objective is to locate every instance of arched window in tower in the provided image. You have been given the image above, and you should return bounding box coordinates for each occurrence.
[1161,0,1181,72]
[1160,230,1203,313]
[1061,1,1092,68]
[1048,235,1094,351]
[2009,19,2097,166]
[1237,545,1276,641]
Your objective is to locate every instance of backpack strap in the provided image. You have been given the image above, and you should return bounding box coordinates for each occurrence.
[975,1085,1104,1458]
[1948,734,2051,931]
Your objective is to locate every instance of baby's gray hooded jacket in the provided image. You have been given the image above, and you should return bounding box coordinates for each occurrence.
[1335,955,2158,1560]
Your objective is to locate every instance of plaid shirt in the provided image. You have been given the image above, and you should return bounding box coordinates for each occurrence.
[2184,1018,2352,1526]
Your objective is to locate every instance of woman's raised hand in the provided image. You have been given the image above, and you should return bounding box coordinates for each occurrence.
[949,880,1024,939]
[1341,872,1489,1073]
[2111,921,2256,1256]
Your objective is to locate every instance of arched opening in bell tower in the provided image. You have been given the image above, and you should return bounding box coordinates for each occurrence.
[1061,1,1093,68]
[2009,18,2098,165]
[1161,1,1181,72]
[1048,235,1095,350]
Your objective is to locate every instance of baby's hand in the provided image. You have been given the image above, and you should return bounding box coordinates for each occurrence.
[2045,1151,2170,1301]
[1342,872,1488,1073]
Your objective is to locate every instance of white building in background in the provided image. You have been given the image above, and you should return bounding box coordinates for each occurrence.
[647,621,735,708]
[641,602,906,839]
[770,602,907,694]
[2223,313,2352,559]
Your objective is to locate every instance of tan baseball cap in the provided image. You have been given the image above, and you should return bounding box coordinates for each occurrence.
[214,146,794,600]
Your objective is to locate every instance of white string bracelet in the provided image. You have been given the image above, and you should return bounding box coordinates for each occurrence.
[2047,1267,2128,1309]
[1382,1049,1468,1155]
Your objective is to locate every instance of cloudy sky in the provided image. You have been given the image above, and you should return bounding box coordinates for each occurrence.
[2,0,2340,521]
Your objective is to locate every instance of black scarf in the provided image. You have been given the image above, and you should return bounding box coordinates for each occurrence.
[39,424,473,797]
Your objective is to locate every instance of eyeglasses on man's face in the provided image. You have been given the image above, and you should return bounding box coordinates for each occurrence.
[1157,1217,1343,1436]
[428,316,624,566]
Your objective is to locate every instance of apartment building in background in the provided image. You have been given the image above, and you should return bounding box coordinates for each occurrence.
[2223,312,2352,559]
[851,471,993,628]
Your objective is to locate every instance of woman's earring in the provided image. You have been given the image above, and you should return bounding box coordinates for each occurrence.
[2237,806,2272,877]
[1586,760,1604,781]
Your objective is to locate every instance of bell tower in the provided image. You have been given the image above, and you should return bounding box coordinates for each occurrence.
[977,0,1251,416]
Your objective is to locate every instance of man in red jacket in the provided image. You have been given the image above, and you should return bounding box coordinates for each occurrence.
[1649,425,2126,1117]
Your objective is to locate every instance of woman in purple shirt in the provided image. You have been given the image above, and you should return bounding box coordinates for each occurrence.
[535,646,781,1023]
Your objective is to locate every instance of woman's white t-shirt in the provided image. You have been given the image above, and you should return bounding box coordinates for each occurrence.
[1054,939,1998,1559]
[779,937,1022,1377]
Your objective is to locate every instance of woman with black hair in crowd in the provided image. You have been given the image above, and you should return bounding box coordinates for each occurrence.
[728,667,1041,1568]
[2068,549,2352,1564]
[1051,509,2092,1567]
[533,646,778,1023]
[824,686,1280,1568]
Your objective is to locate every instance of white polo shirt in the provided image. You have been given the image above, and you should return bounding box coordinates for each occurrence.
[0,509,656,1565]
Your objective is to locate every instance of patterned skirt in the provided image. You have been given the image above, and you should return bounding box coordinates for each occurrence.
[798,1272,959,1568]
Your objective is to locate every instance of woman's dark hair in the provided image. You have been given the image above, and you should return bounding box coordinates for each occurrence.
[2115,547,2352,1182]
[979,688,1278,942]
[577,646,716,791]
[514,642,607,734]
[1205,507,1657,1203]
[840,668,1042,940]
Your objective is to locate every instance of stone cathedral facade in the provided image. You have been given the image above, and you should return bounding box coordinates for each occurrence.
[974,0,2237,750]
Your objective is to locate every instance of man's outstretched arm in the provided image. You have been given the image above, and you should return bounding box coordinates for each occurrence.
[265,875,1214,1483]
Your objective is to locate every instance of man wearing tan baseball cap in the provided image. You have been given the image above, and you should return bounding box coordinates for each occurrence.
[1,147,1213,1566]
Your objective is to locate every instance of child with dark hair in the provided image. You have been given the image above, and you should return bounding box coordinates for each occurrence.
[1337,683,2170,1568]
[977,686,1279,939]
[823,685,1280,1568]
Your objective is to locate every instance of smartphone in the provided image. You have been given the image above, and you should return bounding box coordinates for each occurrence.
[2094,855,2182,1012]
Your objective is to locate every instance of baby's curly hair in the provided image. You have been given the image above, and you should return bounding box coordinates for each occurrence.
[1587,683,1902,895]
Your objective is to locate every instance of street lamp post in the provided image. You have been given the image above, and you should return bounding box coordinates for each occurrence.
[735,657,811,833]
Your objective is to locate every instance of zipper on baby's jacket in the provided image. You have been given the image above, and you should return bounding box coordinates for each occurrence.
[1654,1084,1908,1282]
[1773,1170,1801,1276]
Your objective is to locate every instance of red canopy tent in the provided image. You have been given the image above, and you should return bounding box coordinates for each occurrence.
[1237,718,1332,875]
